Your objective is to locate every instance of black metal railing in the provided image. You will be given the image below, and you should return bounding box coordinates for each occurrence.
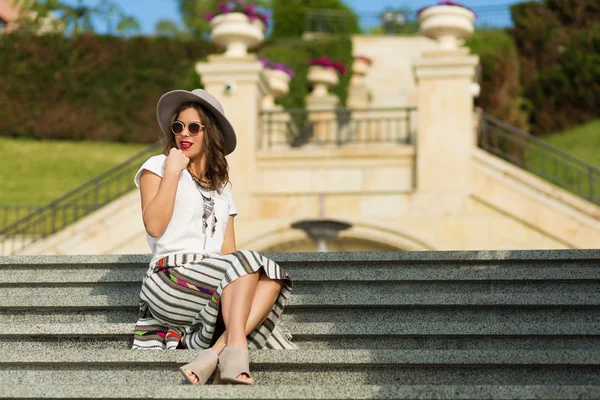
[479,113,600,206]
[0,142,162,255]
[304,4,520,37]
[260,107,417,148]
[0,205,42,230]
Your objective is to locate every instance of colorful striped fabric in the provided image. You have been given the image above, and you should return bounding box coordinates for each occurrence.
[132,250,297,350]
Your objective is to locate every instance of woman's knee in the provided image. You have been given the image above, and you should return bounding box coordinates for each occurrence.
[258,270,283,287]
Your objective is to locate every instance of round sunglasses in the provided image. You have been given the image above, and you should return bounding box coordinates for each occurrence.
[171,121,204,136]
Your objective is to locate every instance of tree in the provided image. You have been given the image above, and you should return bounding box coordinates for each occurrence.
[369,6,418,35]
[155,19,189,38]
[271,0,359,39]
[13,0,140,36]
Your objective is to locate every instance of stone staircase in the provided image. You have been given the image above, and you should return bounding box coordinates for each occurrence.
[1,250,600,399]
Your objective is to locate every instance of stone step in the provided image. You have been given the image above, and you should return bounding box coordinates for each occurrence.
[3,384,600,399]
[2,322,599,352]
[3,260,600,284]
[3,306,598,325]
[2,292,598,310]
[5,280,600,296]
[5,335,600,352]
[2,349,599,386]
[3,322,600,339]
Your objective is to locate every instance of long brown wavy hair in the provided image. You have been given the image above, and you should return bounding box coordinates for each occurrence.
[163,102,230,193]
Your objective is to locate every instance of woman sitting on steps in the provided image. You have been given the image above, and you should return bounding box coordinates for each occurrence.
[131,88,296,385]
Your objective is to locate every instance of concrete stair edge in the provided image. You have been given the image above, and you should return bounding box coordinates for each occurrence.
[3,384,600,400]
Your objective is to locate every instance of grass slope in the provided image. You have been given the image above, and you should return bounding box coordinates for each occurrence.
[0,138,148,205]
[542,119,600,168]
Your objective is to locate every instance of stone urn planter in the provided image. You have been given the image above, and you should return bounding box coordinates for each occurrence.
[351,56,372,86]
[418,5,476,50]
[353,56,371,75]
[209,12,265,58]
[264,69,291,108]
[308,65,339,97]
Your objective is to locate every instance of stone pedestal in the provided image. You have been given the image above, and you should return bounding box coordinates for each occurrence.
[195,55,268,218]
[413,48,479,193]
[306,93,339,146]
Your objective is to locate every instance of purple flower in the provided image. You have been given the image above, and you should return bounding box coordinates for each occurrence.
[205,12,215,21]
[245,3,256,13]
[259,57,269,68]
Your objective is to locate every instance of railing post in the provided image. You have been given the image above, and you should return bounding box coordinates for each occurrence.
[590,169,595,202]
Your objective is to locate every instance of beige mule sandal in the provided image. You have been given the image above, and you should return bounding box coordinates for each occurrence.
[213,346,254,385]
[178,348,219,385]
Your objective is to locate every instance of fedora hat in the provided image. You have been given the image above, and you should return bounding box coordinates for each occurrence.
[156,88,237,155]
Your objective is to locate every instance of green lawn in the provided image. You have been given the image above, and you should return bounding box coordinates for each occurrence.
[521,119,600,204]
[542,119,600,168]
[0,138,149,205]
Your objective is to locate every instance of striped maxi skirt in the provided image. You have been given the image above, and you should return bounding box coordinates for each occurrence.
[132,250,298,350]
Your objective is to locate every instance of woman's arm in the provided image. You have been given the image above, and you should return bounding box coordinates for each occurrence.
[139,169,180,238]
[221,215,237,254]
[139,149,190,238]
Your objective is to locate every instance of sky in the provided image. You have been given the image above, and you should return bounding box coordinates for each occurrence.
[60,0,525,35]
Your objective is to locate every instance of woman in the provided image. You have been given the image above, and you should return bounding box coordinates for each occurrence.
[132,89,296,385]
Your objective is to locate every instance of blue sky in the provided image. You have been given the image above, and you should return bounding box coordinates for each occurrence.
[63,0,524,35]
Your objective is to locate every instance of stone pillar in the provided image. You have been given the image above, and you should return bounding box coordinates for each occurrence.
[306,93,339,145]
[413,48,479,192]
[195,55,269,219]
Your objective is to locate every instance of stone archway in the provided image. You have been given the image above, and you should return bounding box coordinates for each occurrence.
[261,236,401,253]
[240,221,435,253]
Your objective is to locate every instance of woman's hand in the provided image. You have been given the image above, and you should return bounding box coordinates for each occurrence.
[165,148,189,175]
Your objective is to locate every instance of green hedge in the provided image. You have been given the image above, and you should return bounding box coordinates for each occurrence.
[465,29,530,130]
[259,36,353,109]
[0,33,214,143]
[0,32,352,142]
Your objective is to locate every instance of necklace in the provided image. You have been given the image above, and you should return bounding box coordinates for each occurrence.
[187,167,213,190]
[187,167,218,237]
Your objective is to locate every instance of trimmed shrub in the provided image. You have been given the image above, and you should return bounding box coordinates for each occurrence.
[0,33,215,143]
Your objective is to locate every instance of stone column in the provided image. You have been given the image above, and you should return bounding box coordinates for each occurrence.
[195,55,269,219]
[262,70,294,149]
[305,93,339,146]
[413,48,479,192]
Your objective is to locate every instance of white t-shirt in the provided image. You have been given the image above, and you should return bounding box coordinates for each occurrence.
[134,155,238,265]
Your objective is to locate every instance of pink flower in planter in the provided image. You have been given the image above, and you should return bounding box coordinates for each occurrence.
[310,56,347,76]
[205,1,270,27]
[417,1,477,18]
[356,55,373,65]
[332,61,347,76]
[310,56,333,68]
